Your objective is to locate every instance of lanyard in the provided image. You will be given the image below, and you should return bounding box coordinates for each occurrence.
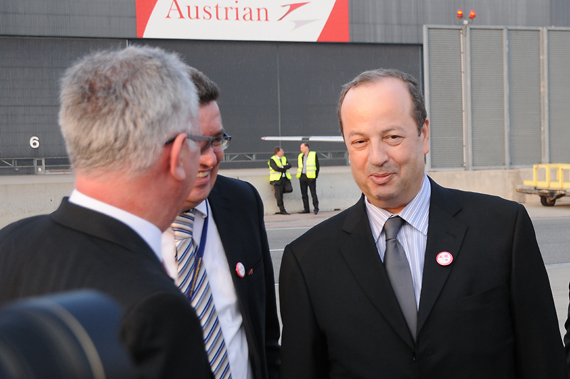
[187,205,209,300]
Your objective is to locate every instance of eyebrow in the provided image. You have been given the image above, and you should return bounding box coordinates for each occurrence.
[347,131,367,139]
[210,128,225,137]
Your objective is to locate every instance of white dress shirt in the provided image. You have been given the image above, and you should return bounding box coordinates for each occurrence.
[162,200,253,379]
[69,189,163,261]
[365,174,431,308]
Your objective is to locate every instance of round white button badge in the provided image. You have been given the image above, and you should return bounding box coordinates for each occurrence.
[436,252,453,266]
[236,262,246,277]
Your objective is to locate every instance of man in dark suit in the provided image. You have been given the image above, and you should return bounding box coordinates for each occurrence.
[279,68,567,378]
[0,46,212,379]
[162,68,280,379]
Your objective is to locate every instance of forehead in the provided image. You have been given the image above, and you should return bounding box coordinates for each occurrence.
[341,79,413,122]
[199,101,223,135]
[346,77,410,104]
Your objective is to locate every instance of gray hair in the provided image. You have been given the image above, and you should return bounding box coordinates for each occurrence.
[338,69,427,136]
[59,45,199,176]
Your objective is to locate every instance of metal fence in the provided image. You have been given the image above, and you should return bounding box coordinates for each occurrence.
[0,157,71,175]
[223,150,348,163]
[0,151,349,175]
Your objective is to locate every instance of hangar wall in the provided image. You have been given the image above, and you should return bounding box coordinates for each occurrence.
[2,0,570,174]
[425,26,570,171]
[2,0,569,43]
[0,36,421,174]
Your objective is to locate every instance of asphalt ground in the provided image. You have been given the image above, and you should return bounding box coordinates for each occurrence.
[265,198,570,337]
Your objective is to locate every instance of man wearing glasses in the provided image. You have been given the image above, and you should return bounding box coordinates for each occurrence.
[162,68,281,379]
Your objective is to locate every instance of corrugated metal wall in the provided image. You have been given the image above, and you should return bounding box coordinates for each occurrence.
[0,36,421,172]
[547,29,570,163]
[425,26,570,170]
[424,28,463,169]
[3,0,570,173]
[470,29,505,168]
[1,0,568,44]
[0,38,124,158]
[349,0,559,44]
[0,0,136,38]
[508,29,542,167]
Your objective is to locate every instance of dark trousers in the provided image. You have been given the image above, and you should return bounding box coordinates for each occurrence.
[299,174,319,212]
[273,182,286,211]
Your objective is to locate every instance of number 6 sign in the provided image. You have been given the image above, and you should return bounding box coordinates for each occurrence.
[30,136,40,149]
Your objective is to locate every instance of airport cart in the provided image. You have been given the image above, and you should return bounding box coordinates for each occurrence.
[516,163,570,206]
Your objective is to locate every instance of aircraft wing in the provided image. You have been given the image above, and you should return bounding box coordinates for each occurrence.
[261,136,344,142]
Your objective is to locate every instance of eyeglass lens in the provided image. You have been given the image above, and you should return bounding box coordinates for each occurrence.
[200,134,231,153]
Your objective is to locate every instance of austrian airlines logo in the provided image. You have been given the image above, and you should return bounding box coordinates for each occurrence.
[278,2,309,20]
[136,0,348,42]
[278,2,316,30]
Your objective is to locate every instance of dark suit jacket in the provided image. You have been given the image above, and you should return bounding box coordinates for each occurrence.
[0,199,211,379]
[279,178,567,379]
[208,175,281,379]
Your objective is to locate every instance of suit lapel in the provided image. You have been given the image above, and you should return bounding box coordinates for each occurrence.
[207,178,265,379]
[208,181,253,315]
[417,180,467,333]
[339,197,415,348]
[207,178,255,318]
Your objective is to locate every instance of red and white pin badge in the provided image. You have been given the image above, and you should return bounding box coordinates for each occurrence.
[236,262,246,278]
[436,251,453,266]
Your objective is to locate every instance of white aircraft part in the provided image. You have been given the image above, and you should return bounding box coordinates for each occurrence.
[261,136,343,142]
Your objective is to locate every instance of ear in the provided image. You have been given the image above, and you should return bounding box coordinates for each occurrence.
[421,118,430,155]
[168,133,188,181]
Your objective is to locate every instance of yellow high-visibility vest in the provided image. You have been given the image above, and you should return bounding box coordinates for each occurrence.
[268,155,291,182]
[297,151,317,179]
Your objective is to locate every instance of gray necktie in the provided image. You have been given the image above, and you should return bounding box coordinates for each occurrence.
[384,216,417,340]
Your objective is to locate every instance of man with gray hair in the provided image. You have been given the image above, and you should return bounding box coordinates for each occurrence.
[0,46,212,378]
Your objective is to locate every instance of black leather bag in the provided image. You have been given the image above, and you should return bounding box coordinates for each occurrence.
[283,177,293,193]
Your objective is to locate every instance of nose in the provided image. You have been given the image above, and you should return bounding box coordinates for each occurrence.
[200,144,219,167]
[368,139,389,167]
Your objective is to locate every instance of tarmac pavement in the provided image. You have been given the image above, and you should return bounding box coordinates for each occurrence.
[523,201,570,337]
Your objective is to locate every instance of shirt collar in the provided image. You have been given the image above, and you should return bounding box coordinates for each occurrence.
[69,189,163,261]
[365,174,431,242]
[193,199,208,219]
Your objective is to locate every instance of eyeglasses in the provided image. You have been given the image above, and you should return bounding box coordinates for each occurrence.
[164,133,232,154]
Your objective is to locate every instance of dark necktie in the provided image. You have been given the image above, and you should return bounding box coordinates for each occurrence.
[383,216,417,340]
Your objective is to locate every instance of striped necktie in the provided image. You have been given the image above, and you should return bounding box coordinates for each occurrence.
[172,210,232,379]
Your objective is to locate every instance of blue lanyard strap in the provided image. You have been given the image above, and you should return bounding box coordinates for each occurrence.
[187,205,209,300]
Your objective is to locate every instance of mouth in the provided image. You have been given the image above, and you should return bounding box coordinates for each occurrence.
[197,171,209,179]
[369,172,394,185]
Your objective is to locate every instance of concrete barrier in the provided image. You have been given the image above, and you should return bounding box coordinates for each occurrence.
[0,166,539,229]
[225,166,362,215]
[0,174,75,229]
[428,167,536,204]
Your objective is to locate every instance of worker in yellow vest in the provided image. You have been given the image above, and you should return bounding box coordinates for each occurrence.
[297,142,320,214]
[269,146,291,215]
